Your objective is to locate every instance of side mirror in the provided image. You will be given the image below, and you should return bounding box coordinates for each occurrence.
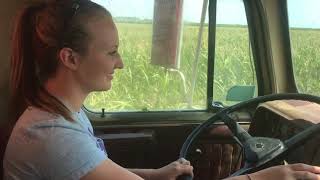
[226,85,255,101]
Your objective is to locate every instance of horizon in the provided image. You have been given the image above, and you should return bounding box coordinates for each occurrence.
[93,0,320,29]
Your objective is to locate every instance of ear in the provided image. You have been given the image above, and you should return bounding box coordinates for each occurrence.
[58,48,81,70]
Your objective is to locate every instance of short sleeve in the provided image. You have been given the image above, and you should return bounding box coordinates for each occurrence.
[44,126,108,180]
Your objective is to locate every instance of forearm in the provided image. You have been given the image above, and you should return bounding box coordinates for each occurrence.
[129,168,253,180]
[128,168,157,180]
[223,174,252,180]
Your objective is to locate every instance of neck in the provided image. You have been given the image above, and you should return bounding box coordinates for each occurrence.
[44,74,88,112]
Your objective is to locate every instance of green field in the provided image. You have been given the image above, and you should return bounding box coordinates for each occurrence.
[84,23,320,112]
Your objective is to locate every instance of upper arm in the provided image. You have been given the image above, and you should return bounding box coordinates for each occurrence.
[81,159,144,180]
[45,125,108,180]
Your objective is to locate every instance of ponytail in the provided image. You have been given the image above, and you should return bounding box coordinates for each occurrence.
[10,3,45,123]
[10,3,73,123]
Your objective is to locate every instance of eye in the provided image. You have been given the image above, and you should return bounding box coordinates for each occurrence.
[108,50,118,56]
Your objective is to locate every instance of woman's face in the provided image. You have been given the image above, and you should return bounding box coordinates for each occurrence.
[75,16,123,93]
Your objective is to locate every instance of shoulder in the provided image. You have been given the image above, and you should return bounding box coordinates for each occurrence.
[8,106,85,143]
[4,106,108,179]
[5,106,88,157]
[11,106,96,149]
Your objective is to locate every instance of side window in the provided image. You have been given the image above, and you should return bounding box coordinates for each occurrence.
[287,0,320,96]
[213,0,257,105]
[85,0,208,112]
[84,0,256,113]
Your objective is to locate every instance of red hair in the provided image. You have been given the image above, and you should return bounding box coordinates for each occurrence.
[10,0,110,123]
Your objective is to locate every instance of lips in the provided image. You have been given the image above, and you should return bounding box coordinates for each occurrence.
[106,73,114,80]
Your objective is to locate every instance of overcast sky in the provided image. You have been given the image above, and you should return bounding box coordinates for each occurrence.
[93,0,320,28]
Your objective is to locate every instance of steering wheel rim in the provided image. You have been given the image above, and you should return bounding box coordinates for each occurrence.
[178,93,320,180]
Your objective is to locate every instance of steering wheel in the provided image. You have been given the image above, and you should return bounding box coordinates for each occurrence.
[178,93,320,180]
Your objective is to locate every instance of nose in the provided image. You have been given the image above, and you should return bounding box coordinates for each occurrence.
[115,54,124,69]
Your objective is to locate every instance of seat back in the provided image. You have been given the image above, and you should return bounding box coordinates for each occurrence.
[1,125,11,180]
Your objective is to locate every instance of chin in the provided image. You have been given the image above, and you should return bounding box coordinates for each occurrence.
[93,80,112,91]
[104,86,112,91]
[101,83,112,91]
[95,85,111,92]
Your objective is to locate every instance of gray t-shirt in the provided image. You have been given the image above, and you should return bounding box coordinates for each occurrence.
[3,106,107,180]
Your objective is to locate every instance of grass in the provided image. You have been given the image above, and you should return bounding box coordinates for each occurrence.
[84,23,320,112]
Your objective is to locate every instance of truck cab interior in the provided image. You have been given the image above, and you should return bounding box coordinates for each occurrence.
[0,0,320,179]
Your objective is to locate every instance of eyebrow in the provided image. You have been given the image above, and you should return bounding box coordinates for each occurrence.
[110,45,119,49]
[102,43,118,50]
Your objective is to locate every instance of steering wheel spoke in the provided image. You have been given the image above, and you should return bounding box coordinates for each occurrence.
[219,113,252,143]
[284,123,320,149]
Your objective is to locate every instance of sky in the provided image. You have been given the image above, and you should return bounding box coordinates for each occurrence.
[93,0,320,28]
